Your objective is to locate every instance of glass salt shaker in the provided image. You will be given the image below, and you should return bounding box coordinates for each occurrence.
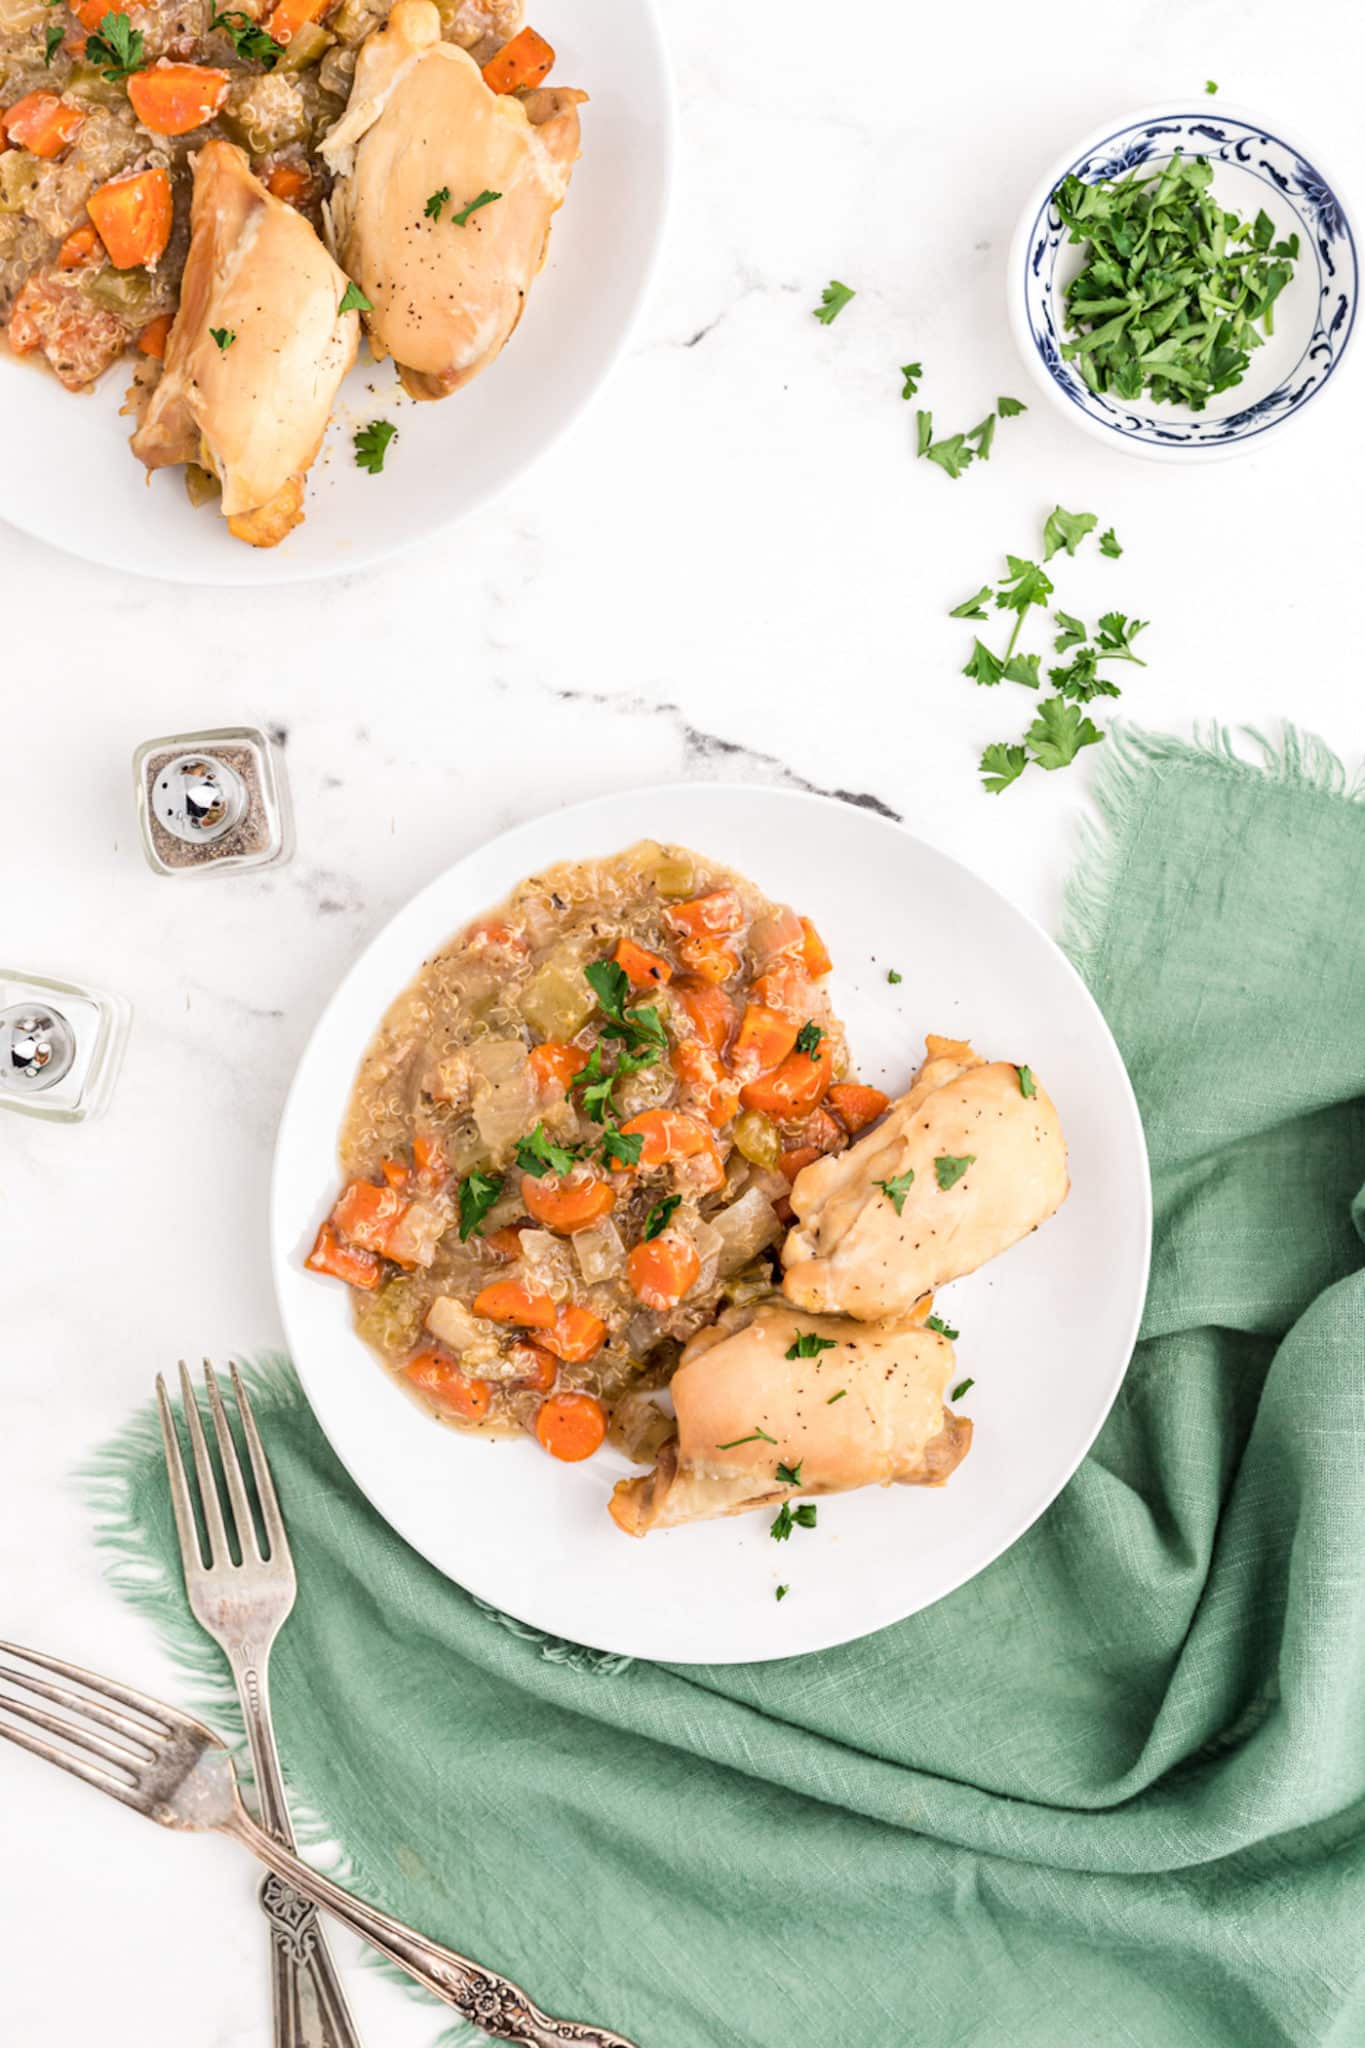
[133,725,293,877]
[0,969,130,1123]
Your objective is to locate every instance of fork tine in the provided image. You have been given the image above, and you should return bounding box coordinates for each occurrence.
[0,1641,177,1731]
[0,1664,160,1750]
[157,1373,207,1577]
[0,1712,145,1810]
[203,1361,261,1564]
[0,1674,147,1773]
[178,1358,232,1568]
[230,1362,290,1567]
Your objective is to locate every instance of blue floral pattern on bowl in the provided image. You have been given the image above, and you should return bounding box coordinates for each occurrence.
[1018,111,1357,452]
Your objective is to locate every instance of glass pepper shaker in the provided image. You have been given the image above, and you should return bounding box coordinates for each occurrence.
[0,969,130,1123]
[133,725,293,877]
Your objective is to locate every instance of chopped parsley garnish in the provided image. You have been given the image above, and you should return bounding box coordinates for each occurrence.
[934,1153,976,1191]
[457,1169,502,1240]
[774,1460,803,1486]
[916,396,1027,479]
[43,20,63,61]
[584,959,665,1054]
[813,279,855,324]
[1054,152,1299,409]
[338,280,373,316]
[923,431,974,480]
[997,395,1027,416]
[979,743,1027,796]
[210,5,283,62]
[424,187,450,222]
[785,1332,837,1360]
[716,1427,777,1449]
[887,969,902,984]
[775,1584,789,1602]
[1016,1065,1037,1099]
[874,1170,915,1215]
[85,11,144,79]
[950,586,993,620]
[1205,80,1218,94]
[899,361,923,398]
[950,1377,975,1401]
[451,188,501,227]
[643,1194,681,1240]
[915,408,933,457]
[926,1313,959,1340]
[1042,506,1097,560]
[794,1021,824,1057]
[600,1124,644,1170]
[569,1045,616,1123]
[1025,697,1103,771]
[826,1389,846,1404]
[771,1501,818,1541]
[1053,610,1088,654]
[1099,527,1122,558]
[515,1123,578,1178]
[353,420,396,474]
[209,327,236,353]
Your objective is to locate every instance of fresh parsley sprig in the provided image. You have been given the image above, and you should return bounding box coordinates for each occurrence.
[813,279,855,325]
[353,419,396,474]
[209,6,283,65]
[785,1332,837,1360]
[85,10,144,80]
[457,1169,502,1241]
[451,187,500,227]
[874,1170,915,1215]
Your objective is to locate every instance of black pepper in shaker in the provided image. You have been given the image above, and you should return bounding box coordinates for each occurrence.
[133,725,293,877]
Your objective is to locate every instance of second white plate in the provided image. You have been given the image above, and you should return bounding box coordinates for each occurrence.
[271,785,1151,1664]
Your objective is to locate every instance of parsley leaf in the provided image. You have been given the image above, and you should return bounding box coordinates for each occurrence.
[1047,647,1123,703]
[949,585,993,620]
[85,11,144,79]
[774,1460,803,1486]
[210,5,283,62]
[924,432,974,479]
[1095,611,1148,662]
[717,1427,777,1449]
[600,1124,644,1170]
[794,1021,824,1057]
[771,1501,818,1541]
[43,20,63,61]
[1053,609,1089,653]
[966,413,996,461]
[776,1584,789,1601]
[934,1153,976,1191]
[979,742,1028,795]
[209,327,236,352]
[813,279,855,325]
[1042,506,1098,560]
[457,1169,502,1240]
[451,187,501,228]
[927,1313,959,1340]
[1205,79,1217,94]
[1099,527,1123,558]
[962,638,1004,686]
[1026,696,1104,770]
[785,1332,837,1360]
[1017,1064,1037,1098]
[353,419,396,474]
[874,1169,915,1214]
[424,187,450,221]
[515,1123,578,1178]
[585,958,631,1020]
[643,1193,681,1240]
[1003,652,1041,688]
[826,1389,846,1404]
[338,280,372,315]
[995,555,1055,616]
[996,395,1027,416]
[915,408,933,457]
[887,969,902,985]
[899,361,923,398]
[950,1377,975,1401]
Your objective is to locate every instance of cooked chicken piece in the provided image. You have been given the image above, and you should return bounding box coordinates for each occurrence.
[131,140,359,547]
[781,1035,1069,1321]
[321,0,583,401]
[609,1303,972,1537]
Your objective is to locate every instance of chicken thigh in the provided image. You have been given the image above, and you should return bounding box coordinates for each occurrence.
[321,0,583,400]
[131,141,358,546]
[782,1036,1069,1320]
[609,1303,972,1537]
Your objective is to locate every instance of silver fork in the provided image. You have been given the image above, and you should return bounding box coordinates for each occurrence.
[157,1361,360,2048]
[0,1641,637,2048]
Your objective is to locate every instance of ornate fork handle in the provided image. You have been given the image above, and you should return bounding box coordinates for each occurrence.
[230,1805,640,2048]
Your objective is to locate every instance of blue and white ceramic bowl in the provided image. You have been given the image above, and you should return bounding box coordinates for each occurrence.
[1008,104,1358,459]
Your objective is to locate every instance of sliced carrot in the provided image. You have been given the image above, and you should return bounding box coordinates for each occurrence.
[3,92,85,158]
[828,1083,890,1134]
[57,224,100,270]
[535,1390,605,1462]
[779,1144,821,1183]
[464,919,528,957]
[484,1224,528,1260]
[481,24,554,94]
[614,935,672,988]
[739,1038,834,1121]
[405,1351,491,1421]
[305,1220,383,1289]
[619,1108,724,1193]
[265,160,309,204]
[412,1132,449,1190]
[799,917,832,978]
[521,1170,615,1235]
[87,166,172,268]
[528,1040,589,1095]
[136,312,171,358]
[127,62,230,136]
[750,962,812,1021]
[666,888,744,939]
[627,1232,700,1310]
[676,934,740,985]
[670,1041,740,1128]
[540,1303,606,1365]
[332,1178,413,1262]
[675,979,734,1052]
[472,1280,557,1329]
[73,0,131,27]
[507,1341,557,1393]
[380,1158,408,1189]
[732,1003,799,1079]
[264,0,328,44]
[800,1105,845,1154]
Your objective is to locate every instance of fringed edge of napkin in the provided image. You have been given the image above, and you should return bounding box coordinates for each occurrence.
[1060,721,1365,984]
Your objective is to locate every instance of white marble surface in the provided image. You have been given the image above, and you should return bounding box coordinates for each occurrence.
[3,0,1364,2039]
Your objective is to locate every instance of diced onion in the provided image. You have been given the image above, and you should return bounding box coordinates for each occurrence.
[574,1218,627,1284]
[711,1188,782,1275]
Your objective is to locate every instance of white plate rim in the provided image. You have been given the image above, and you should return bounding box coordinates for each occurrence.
[270,783,1153,1664]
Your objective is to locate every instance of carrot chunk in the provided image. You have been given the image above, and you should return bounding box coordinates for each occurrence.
[676,979,734,1052]
[778,1145,822,1183]
[799,917,833,978]
[540,1303,606,1364]
[57,224,100,269]
[483,1224,528,1261]
[521,1170,616,1235]
[127,62,230,136]
[305,1221,382,1289]
[332,1179,412,1261]
[535,1390,606,1462]
[405,1351,491,1421]
[614,935,673,988]
[620,1108,724,1193]
[740,1038,835,1120]
[136,312,171,357]
[750,963,812,1021]
[481,24,554,94]
[87,166,172,268]
[412,1132,449,1190]
[627,1232,700,1310]
[528,1040,589,1095]
[264,0,328,44]
[3,92,85,157]
[732,1003,799,1079]
[666,888,744,939]
[670,1041,740,1127]
[828,1083,890,1134]
[472,1280,557,1329]
[265,161,309,204]
[676,934,740,985]
[507,1341,558,1393]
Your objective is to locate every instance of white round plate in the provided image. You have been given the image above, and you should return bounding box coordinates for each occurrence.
[271,786,1152,1665]
[0,0,673,585]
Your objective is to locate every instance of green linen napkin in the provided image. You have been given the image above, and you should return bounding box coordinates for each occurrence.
[86,727,1365,2048]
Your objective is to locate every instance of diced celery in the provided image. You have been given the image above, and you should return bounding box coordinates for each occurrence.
[732,1110,781,1171]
